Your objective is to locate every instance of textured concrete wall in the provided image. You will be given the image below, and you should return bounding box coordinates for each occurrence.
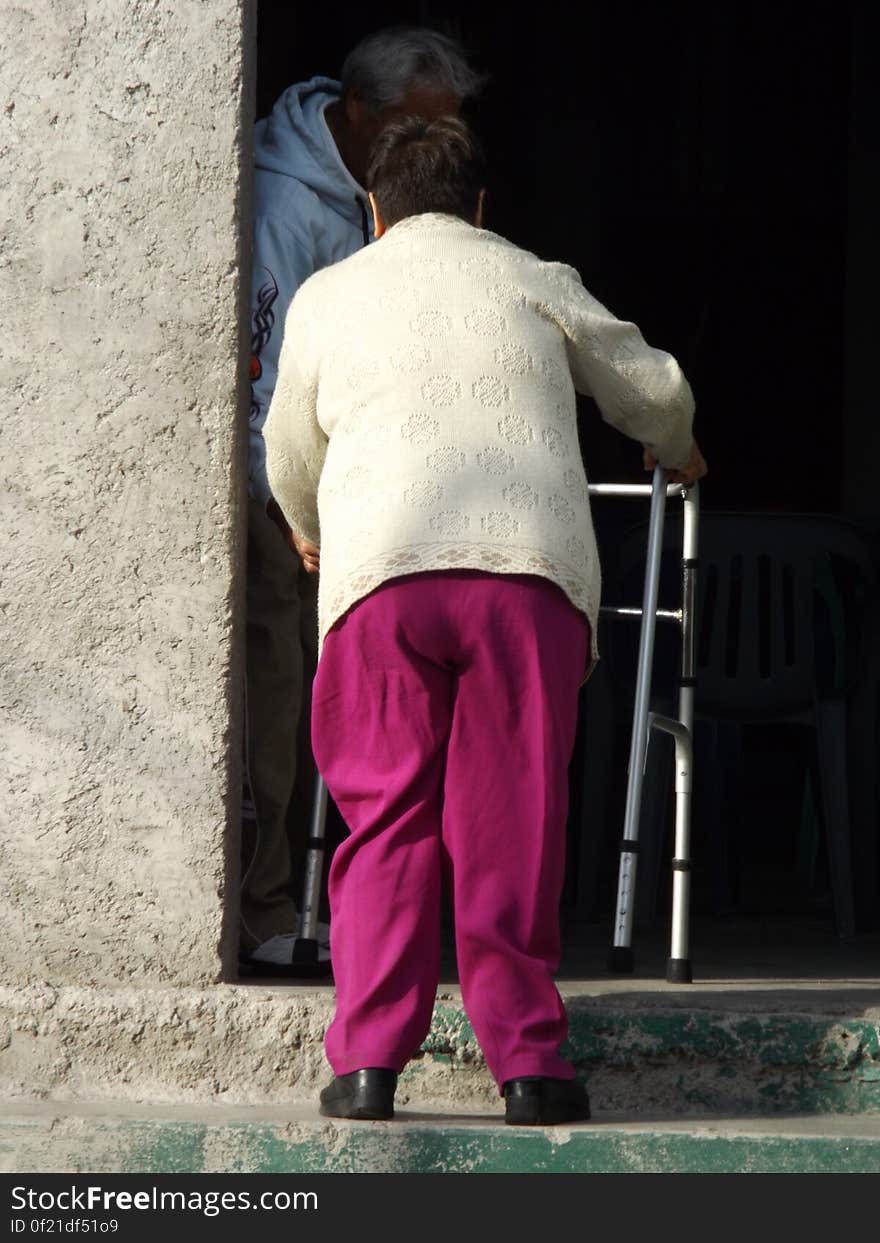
[0,0,252,987]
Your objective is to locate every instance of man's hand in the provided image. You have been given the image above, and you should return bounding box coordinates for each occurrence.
[643,440,708,487]
[266,497,320,573]
[291,531,320,575]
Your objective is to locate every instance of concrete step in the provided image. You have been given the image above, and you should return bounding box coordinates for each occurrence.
[411,992,880,1116]
[3,981,879,1117]
[3,1100,880,1174]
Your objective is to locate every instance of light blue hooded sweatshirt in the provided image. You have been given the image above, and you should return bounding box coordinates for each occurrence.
[249,76,373,506]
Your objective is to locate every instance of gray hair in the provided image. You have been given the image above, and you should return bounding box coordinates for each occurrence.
[340,26,487,112]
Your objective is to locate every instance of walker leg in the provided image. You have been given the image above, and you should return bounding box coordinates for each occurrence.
[608,466,668,973]
[666,484,699,983]
[292,772,330,974]
[666,729,694,984]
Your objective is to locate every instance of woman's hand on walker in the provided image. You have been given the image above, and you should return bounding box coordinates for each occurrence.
[643,440,707,487]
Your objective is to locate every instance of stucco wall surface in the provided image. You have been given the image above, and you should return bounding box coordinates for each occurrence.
[0,0,251,987]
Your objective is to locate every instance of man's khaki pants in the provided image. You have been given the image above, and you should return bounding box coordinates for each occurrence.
[240,498,319,953]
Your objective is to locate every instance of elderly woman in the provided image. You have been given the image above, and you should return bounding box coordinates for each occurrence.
[264,116,705,1125]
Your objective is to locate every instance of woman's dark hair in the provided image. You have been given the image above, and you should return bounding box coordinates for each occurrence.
[366,116,486,228]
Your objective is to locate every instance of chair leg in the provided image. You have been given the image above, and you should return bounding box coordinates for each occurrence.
[847,677,878,931]
[815,698,857,939]
[795,775,821,898]
[697,719,741,916]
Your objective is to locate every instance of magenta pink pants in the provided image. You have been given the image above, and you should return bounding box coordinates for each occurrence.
[311,571,589,1090]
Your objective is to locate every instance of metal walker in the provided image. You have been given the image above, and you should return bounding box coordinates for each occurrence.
[591,466,700,982]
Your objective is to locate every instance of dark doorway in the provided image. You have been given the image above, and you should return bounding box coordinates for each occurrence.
[253,1,879,936]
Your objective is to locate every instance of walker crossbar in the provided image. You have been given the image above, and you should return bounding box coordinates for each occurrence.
[600,606,682,623]
[593,466,699,982]
[588,483,688,500]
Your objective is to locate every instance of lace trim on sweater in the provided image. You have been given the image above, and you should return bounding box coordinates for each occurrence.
[319,541,600,682]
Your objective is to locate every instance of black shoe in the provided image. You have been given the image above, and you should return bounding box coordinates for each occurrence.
[502,1076,591,1126]
[319,1069,398,1120]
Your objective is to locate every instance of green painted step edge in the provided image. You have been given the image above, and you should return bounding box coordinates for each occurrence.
[419,1003,880,1114]
[425,1003,880,1070]
[567,1009,880,1069]
[6,1119,880,1175]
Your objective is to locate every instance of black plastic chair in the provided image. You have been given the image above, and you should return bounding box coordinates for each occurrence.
[601,512,878,938]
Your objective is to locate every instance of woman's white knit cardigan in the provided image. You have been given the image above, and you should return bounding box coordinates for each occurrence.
[264,213,695,673]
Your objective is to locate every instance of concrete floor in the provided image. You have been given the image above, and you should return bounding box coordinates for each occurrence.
[556,913,880,980]
[240,914,880,1014]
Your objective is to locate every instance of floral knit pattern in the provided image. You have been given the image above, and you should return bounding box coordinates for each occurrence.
[323,541,598,657]
[264,213,695,678]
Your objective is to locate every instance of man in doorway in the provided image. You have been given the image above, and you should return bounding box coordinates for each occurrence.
[241,28,486,975]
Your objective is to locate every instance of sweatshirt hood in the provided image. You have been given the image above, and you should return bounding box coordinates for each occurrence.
[254,76,367,226]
